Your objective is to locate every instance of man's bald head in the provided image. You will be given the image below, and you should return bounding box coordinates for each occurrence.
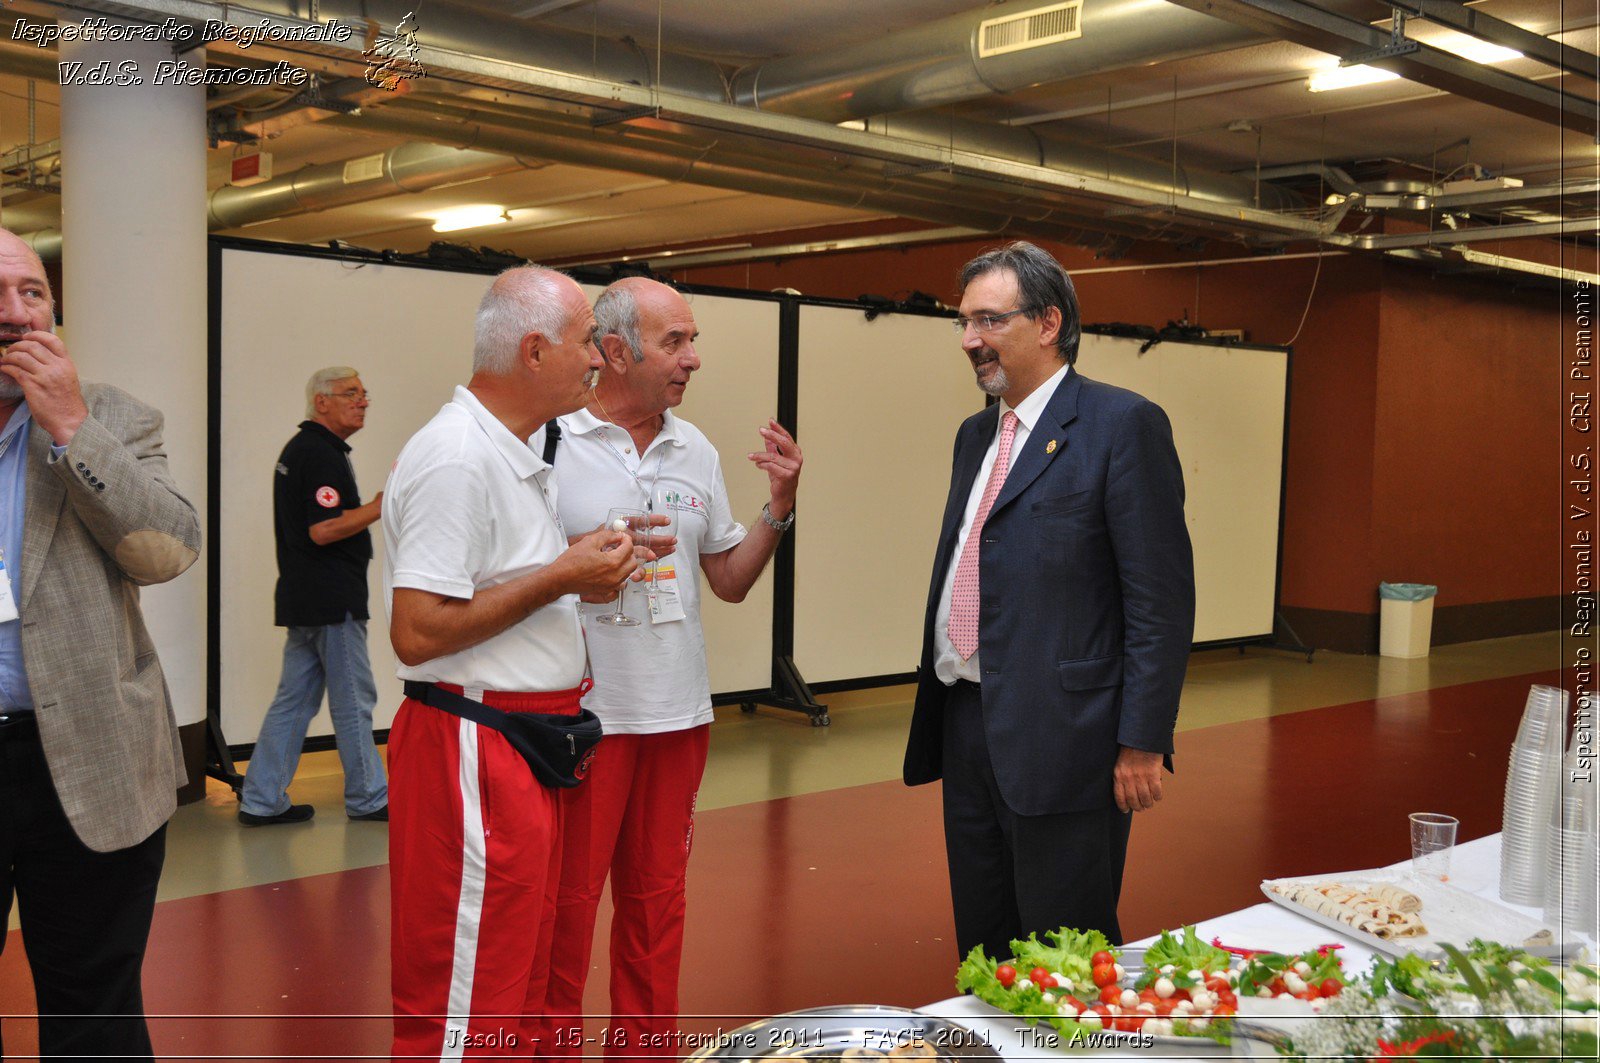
[472,265,582,376]
[594,277,687,365]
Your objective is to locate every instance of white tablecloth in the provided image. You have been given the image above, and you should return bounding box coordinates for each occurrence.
[918,834,1592,1060]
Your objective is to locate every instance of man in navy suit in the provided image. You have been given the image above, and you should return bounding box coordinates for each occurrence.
[905,241,1195,957]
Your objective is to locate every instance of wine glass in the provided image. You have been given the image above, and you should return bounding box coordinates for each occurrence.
[648,506,676,590]
[593,507,646,627]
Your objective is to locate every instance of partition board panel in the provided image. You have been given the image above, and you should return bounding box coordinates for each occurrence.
[793,308,980,684]
[1074,334,1287,645]
[217,247,775,748]
[793,315,1288,685]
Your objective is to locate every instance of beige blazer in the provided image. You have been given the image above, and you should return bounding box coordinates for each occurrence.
[18,383,201,853]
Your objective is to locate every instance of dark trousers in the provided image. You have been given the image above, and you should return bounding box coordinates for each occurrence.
[0,714,166,1062]
[940,680,1132,961]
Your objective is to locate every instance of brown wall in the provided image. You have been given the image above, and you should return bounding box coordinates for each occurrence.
[671,235,1563,652]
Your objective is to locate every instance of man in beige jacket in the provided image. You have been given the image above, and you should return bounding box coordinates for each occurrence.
[0,227,201,1060]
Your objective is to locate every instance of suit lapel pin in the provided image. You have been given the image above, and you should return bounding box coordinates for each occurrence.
[1045,439,1058,454]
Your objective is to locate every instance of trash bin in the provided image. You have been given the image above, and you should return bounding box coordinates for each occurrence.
[1379,582,1438,658]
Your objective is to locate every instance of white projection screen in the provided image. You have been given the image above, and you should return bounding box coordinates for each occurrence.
[217,247,775,747]
[793,311,1288,685]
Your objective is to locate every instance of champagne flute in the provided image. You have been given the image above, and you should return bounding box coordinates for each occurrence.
[593,506,646,627]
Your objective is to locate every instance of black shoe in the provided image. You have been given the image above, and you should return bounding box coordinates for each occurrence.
[238,804,315,826]
[348,805,389,822]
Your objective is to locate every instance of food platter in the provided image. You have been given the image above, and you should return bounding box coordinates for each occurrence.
[681,1005,1002,1061]
[1261,868,1581,960]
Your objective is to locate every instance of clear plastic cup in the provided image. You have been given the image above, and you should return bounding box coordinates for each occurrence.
[1410,812,1459,881]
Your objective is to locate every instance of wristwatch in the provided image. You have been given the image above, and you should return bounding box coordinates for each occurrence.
[760,502,796,533]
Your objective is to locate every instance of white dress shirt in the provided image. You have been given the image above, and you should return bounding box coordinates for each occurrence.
[934,361,1071,684]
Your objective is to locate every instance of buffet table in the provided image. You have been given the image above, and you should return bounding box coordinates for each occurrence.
[918,833,1593,1060]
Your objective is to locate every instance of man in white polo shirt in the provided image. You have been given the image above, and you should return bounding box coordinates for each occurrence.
[536,277,803,1058]
[382,265,641,1060]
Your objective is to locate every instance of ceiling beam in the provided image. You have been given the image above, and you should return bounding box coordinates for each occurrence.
[1161,0,1599,136]
[1333,216,1600,249]
[1386,0,1599,80]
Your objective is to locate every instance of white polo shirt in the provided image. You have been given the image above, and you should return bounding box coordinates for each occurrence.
[383,386,586,692]
[534,408,746,734]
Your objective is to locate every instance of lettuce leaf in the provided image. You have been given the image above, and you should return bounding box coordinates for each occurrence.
[1142,925,1229,974]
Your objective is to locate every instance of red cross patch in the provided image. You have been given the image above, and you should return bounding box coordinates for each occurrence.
[315,486,341,508]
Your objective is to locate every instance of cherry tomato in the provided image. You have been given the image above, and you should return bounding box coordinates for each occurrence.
[1091,963,1118,988]
[1037,974,1058,990]
[1030,967,1050,985]
[1217,988,1238,1008]
[995,965,1016,988]
[1155,1000,1177,1016]
[1091,950,1116,967]
[1268,977,1288,996]
[1214,1003,1237,1017]
[1205,976,1230,995]
[1099,984,1123,1005]
[1117,1014,1146,1032]
[1063,995,1086,1014]
[1172,988,1192,1002]
[1139,988,1160,1004]
[1320,978,1342,998]
[1089,1005,1111,1020]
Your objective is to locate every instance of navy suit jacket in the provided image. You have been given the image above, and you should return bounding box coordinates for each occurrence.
[904,367,1196,816]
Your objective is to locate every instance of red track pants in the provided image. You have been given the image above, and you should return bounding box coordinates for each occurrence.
[389,684,586,1061]
[543,726,710,1059]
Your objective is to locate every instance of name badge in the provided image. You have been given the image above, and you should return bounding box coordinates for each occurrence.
[645,560,686,625]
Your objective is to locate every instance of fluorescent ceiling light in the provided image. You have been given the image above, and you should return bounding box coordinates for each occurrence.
[1429,31,1523,65]
[1457,247,1600,285]
[431,205,509,232]
[1307,65,1401,92]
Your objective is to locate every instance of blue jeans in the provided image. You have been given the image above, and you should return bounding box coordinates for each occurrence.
[240,615,388,817]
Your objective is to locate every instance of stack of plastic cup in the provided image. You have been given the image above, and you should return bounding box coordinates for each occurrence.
[1542,734,1595,930]
[1500,685,1567,906]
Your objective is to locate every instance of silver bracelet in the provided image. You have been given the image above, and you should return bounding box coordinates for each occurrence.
[760,502,795,532]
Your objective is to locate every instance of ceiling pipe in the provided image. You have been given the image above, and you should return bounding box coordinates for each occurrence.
[33,0,1307,224]
[207,142,541,229]
[326,106,1174,250]
[18,228,62,260]
[730,0,1265,123]
[236,0,730,98]
[853,113,1303,212]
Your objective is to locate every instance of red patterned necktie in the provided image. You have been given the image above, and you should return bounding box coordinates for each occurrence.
[948,410,1019,660]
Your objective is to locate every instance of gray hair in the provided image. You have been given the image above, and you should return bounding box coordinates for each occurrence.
[593,283,644,364]
[960,241,1082,365]
[472,265,573,375]
[305,366,360,417]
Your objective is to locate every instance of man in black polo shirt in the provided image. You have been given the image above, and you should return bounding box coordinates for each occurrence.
[239,367,389,825]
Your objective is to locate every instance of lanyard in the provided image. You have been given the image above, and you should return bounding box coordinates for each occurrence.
[595,425,668,514]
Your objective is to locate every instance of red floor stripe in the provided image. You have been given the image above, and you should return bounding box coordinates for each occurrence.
[0,667,1558,1059]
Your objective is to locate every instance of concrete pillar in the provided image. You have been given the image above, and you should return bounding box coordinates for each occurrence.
[59,27,209,752]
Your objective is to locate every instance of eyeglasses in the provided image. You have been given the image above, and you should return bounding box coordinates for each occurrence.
[329,388,370,402]
[953,307,1034,333]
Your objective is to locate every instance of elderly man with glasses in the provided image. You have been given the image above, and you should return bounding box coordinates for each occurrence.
[238,366,388,825]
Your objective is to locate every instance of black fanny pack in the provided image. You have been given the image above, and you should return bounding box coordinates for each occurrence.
[403,680,603,789]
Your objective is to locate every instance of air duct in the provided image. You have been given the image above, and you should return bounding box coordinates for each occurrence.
[207,142,539,229]
[326,106,1177,249]
[731,0,1264,122]
[19,228,62,260]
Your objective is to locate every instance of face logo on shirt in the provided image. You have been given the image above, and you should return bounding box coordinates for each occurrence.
[661,489,704,513]
[315,486,341,508]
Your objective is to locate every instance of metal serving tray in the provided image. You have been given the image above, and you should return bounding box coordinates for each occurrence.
[1260,869,1583,961]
